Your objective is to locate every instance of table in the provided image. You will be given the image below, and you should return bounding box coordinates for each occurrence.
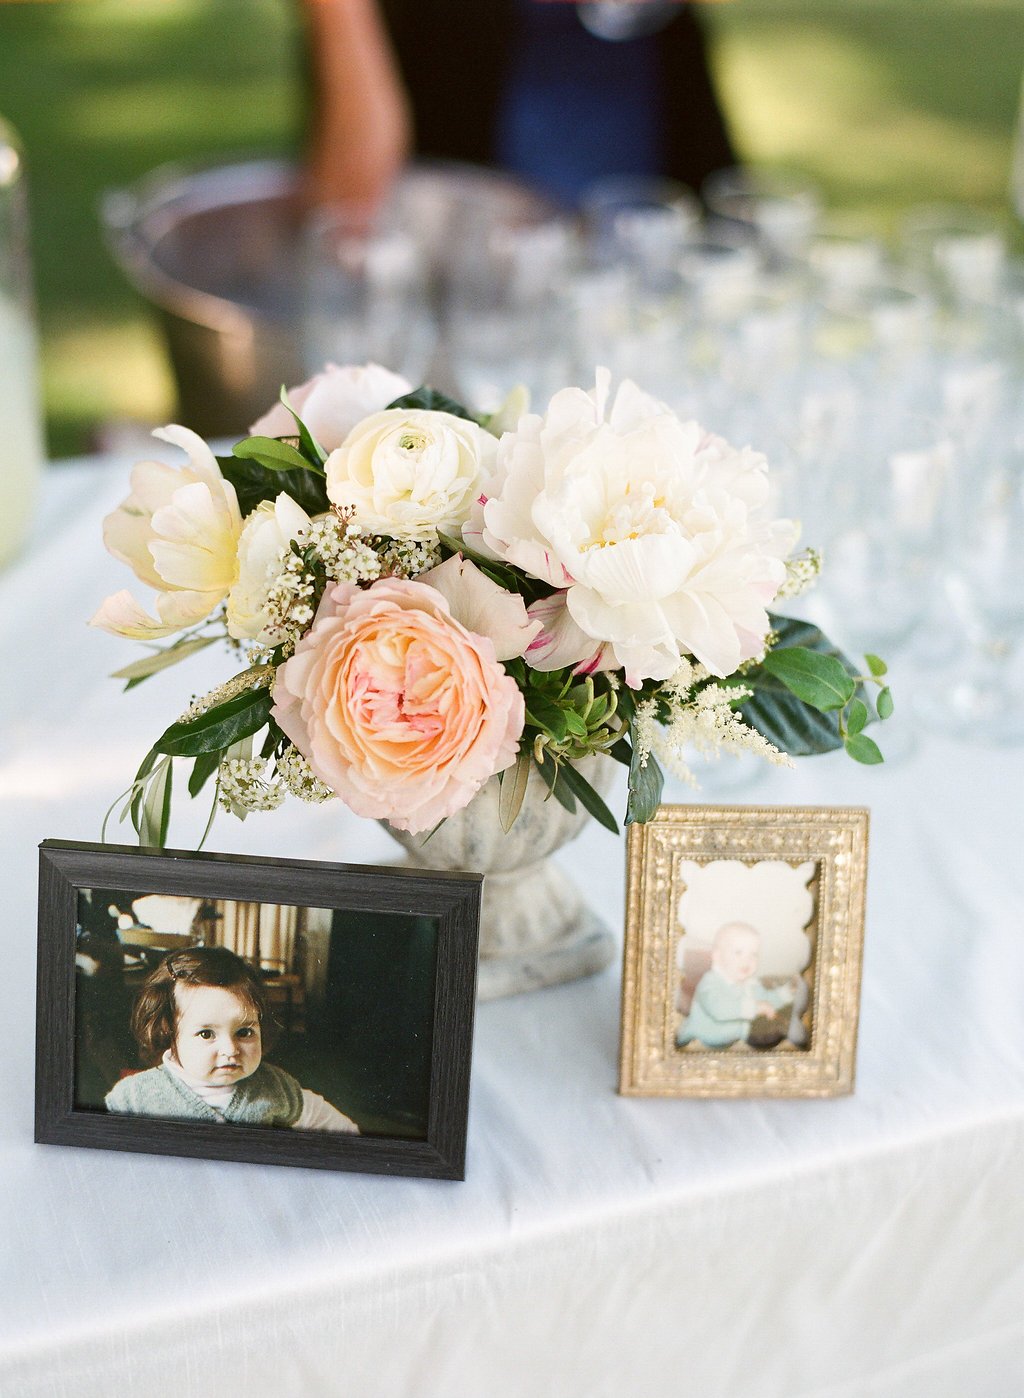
[1,456,1022,1398]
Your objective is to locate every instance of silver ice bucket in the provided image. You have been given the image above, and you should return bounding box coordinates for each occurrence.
[102,158,555,438]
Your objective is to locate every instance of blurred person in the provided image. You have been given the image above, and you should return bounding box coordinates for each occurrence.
[301,0,736,209]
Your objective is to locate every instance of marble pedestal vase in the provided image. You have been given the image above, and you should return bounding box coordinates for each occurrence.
[385,757,618,1000]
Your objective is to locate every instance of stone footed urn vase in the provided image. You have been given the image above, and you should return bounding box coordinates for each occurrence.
[385,757,618,1000]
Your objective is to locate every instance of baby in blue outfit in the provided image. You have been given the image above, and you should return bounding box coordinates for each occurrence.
[676,921,800,1049]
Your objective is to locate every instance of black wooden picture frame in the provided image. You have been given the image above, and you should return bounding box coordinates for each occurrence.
[36,840,481,1180]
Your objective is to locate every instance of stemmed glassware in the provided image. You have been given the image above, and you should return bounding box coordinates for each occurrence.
[301,204,436,383]
[447,218,578,413]
[300,178,1024,753]
[918,409,1024,742]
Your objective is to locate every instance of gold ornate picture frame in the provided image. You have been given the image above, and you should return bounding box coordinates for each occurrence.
[619,806,869,1098]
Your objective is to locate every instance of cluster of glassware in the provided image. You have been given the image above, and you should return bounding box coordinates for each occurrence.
[301,170,1024,750]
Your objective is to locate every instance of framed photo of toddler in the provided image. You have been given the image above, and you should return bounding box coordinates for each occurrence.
[35,840,481,1179]
[619,806,869,1099]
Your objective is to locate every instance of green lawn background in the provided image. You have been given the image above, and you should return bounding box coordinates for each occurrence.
[0,0,1021,457]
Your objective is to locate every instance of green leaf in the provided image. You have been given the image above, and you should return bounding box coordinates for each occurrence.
[865,653,888,678]
[385,386,480,423]
[556,761,619,835]
[534,750,577,814]
[279,387,328,465]
[846,698,869,736]
[154,686,273,757]
[138,755,173,848]
[232,435,323,475]
[561,709,589,739]
[877,687,894,720]
[740,685,844,756]
[762,646,856,712]
[112,635,216,690]
[524,693,569,744]
[845,733,884,765]
[625,728,664,825]
[741,617,859,755]
[217,453,329,518]
[498,751,531,833]
[129,745,161,835]
[188,749,223,798]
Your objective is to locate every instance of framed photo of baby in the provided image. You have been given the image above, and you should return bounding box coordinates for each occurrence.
[619,807,869,1098]
[35,841,481,1178]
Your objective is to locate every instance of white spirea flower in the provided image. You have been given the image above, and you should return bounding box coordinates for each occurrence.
[226,493,312,642]
[90,426,243,639]
[218,755,285,815]
[635,681,793,790]
[249,362,412,450]
[276,745,334,804]
[326,408,497,541]
[479,371,797,684]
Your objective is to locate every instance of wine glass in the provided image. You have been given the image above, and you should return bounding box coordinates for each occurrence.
[703,167,822,264]
[301,205,436,383]
[919,413,1024,742]
[446,218,577,414]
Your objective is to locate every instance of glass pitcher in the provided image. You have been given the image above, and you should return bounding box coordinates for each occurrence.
[0,116,44,569]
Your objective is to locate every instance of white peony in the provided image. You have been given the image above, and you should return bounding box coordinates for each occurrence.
[226,493,312,642]
[326,408,496,541]
[478,371,797,685]
[249,362,412,451]
[90,426,243,639]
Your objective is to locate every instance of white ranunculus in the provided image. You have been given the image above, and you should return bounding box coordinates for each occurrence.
[90,426,243,639]
[226,493,312,642]
[249,362,412,451]
[326,408,496,541]
[480,371,797,685]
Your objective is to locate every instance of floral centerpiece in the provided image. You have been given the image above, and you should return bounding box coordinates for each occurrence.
[92,363,892,852]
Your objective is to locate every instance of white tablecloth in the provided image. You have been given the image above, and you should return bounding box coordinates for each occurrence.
[1,458,1022,1398]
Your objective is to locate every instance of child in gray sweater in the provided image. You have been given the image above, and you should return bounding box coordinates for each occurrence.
[106,946,358,1133]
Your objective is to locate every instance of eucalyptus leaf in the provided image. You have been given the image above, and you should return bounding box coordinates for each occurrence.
[762,646,856,712]
[846,698,869,736]
[845,733,884,765]
[865,653,888,678]
[877,687,894,720]
[386,386,480,423]
[498,751,531,833]
[154,686,273,757]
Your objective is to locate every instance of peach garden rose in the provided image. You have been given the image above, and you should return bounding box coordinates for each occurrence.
[271,577,525,834]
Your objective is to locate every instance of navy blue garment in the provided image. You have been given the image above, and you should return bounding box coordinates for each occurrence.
[379,0,735,198]
[495,0,664,205]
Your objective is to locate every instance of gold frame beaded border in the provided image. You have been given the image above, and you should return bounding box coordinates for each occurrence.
[618,806,869,1099]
